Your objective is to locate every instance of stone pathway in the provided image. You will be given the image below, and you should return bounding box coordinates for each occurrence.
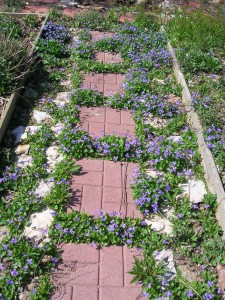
[51,29,144,299]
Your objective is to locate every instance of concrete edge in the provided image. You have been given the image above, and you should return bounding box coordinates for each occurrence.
[0,13,49,144]
[167,41,225,236]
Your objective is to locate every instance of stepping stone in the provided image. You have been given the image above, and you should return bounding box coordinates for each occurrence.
[51,244,144,299]
[94,52,123,64]
[119,13,136,23]
[82,73,125,97]
[22,5,49,13]
[68,159,142,218]
[90,31,114,41]
[78,107,135,138]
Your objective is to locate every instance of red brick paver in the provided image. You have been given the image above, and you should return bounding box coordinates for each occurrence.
[79,107,135,138]
[90,31,114,41]
[22,5,49,13]
[51,244,144,300]
[119,13,136,23]
[63,8,83,17]
[82,73,125,97]
[94,52,123,64]
[67,159,142,218]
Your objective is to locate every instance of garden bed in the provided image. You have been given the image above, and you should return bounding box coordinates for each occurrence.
[0,7,225,300]
[0,12,48,143]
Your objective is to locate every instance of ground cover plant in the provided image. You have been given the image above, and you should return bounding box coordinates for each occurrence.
[0,7,225,300]
[166,9,225,186]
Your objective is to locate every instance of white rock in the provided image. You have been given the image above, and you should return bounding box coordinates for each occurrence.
[179,179,207,203]
[23,208,54,242]
[146,169,160,178]
[34,180,54,198]
[145,219,165,232]
[15,144,30,155]
[168,135,182,143]
[154,249,176,281]
[51,123,65,137]
[33,110,52,124]
[144,114,167,128]
[46,146,63,172]
[26,125,41,135]
[15,154,32,168]
[61,80,72,87]
[52,92,71,107]
[11,126,26,144]
[145,215,173,235]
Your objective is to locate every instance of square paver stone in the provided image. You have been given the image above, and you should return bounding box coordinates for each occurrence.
[81,73,125,97]
[78,107,135,138]
[67,159,141,218]
[51,245,143,300]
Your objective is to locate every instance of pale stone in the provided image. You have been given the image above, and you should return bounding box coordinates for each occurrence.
[146,169,158,178]
[145,219,165,232]
[33,110,52,124]
[145,215,173,235]
[23,208,54,242]
[144,114,167,128]
[168,135,182,143]
[24,87,38,98]
[11,126,26,144]
[15,154,32,168]
[46,146,63,172]
[154,249,176,281]
[52,92,71,107]
[12,126,41,144]
[26,125,41,135]
[60,80,72,87]
[179,179,207,203]
[34,180,54,198]
[15,144,30,155]
[51,123,65,137]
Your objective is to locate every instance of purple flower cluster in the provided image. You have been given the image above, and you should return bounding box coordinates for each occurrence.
[205,125,225,152]
[43,22,70,43]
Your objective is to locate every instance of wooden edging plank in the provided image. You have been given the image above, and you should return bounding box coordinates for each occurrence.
[0,13,49,144]
[167,40,225,236]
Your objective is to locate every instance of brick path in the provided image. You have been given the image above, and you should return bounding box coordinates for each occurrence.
[52,27,144,299]
[52,244,144,300]
[82,73,125,96]
[68,159,142,218]
[78,107,135,138]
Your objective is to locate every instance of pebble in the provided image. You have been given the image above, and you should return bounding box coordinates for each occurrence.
[34,180,54,198]
[14,144,30,155]
[15,154,32,168]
